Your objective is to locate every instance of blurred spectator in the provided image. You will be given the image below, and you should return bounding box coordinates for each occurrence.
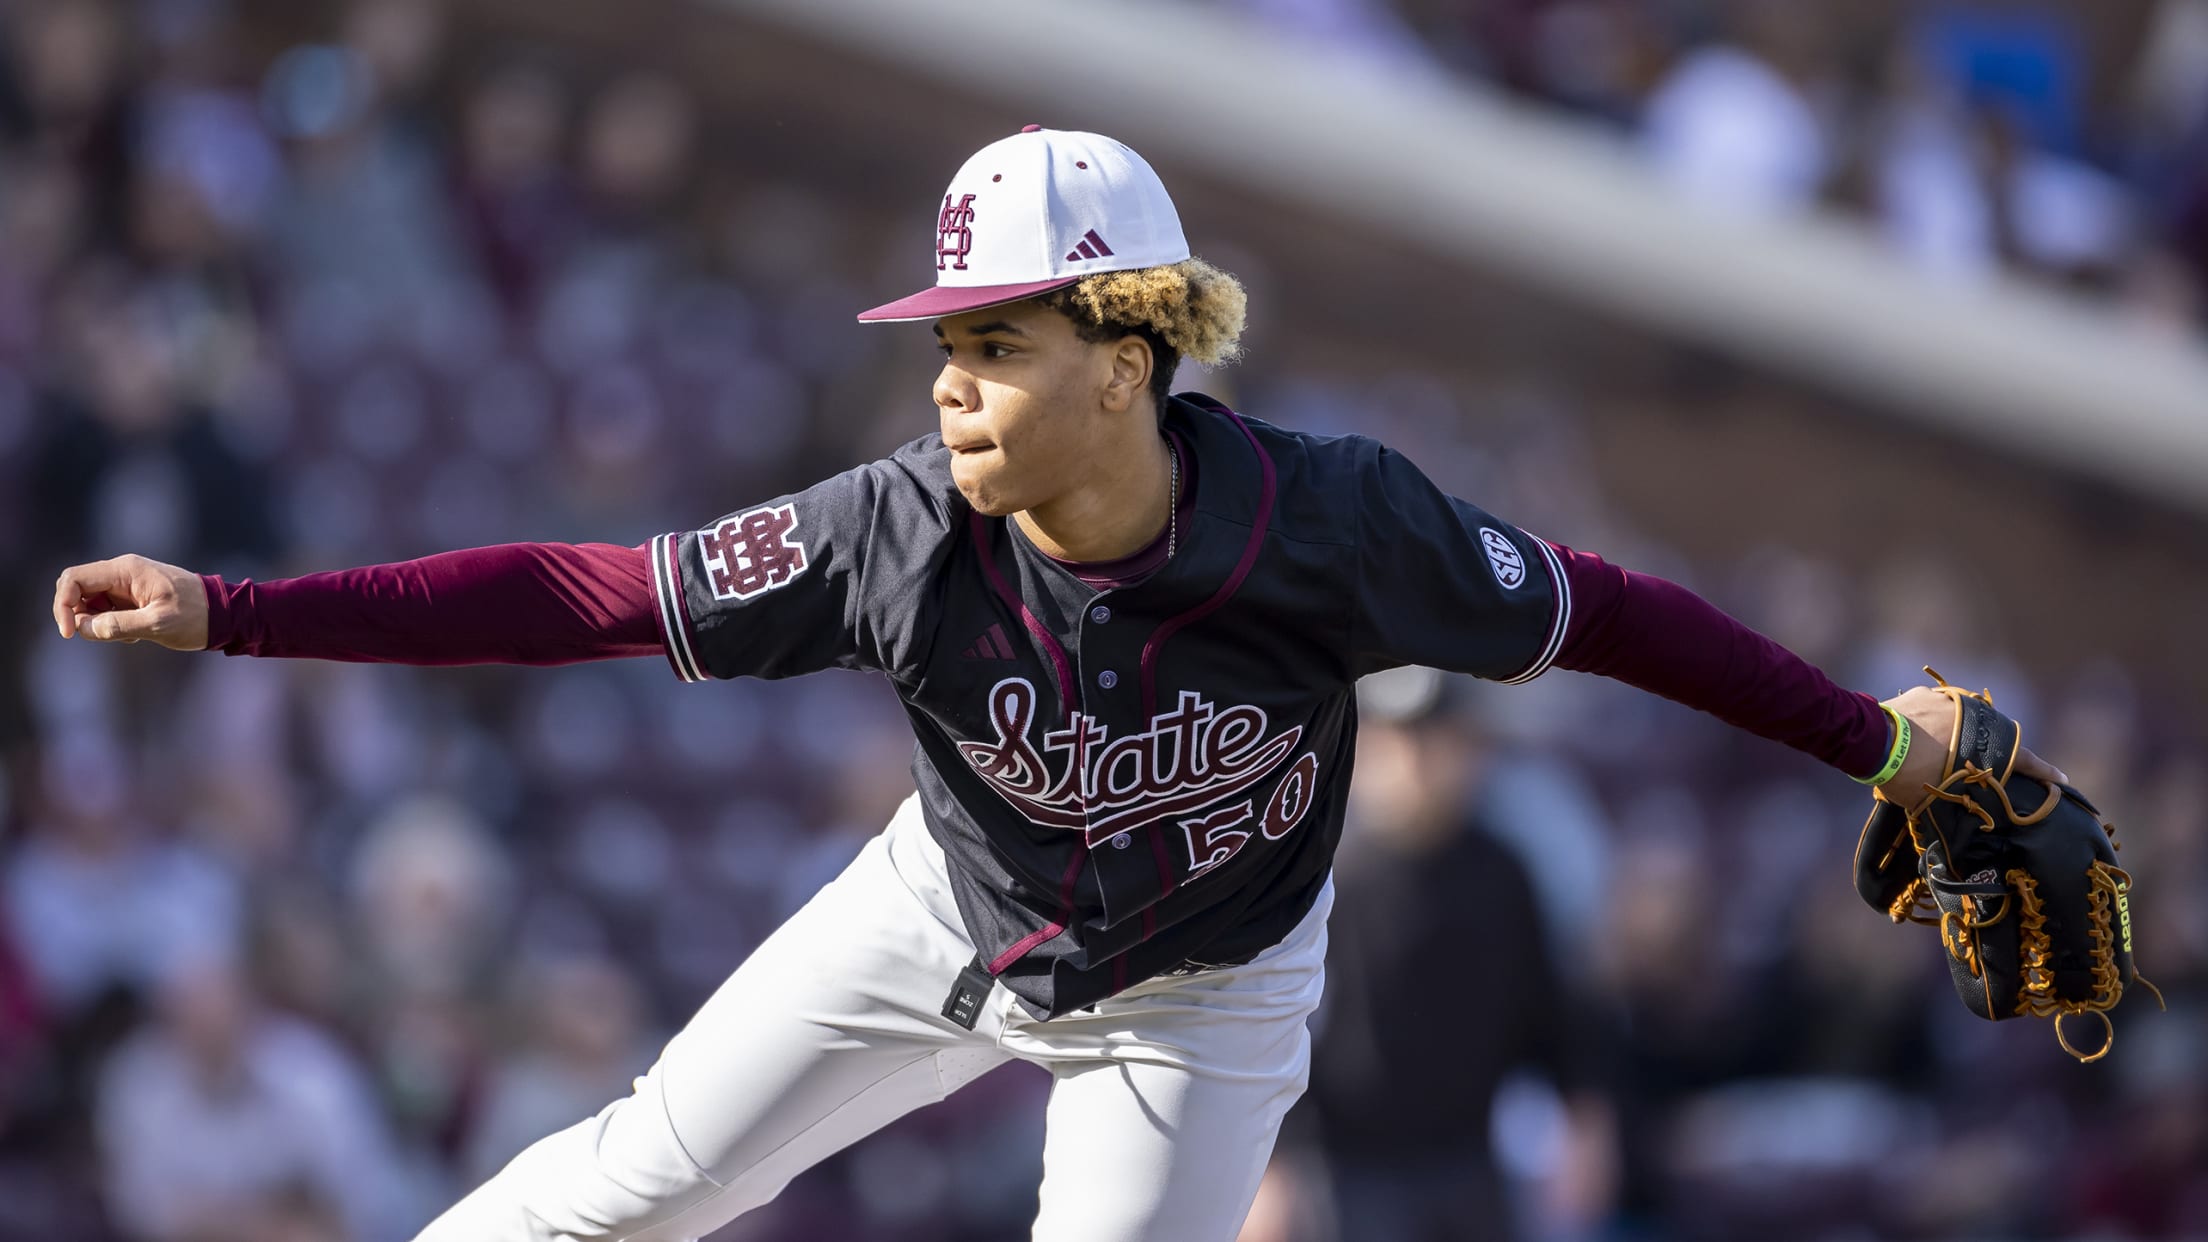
[1594,825,1741,1228]
[1410,0,2205,321]
[454,58,578,313]
[1263,669,1617,1242]
[3,0,135,247]
[576,72,695,230]
[95,956,422,1242]
[342,794,513,1162]
[347,793,514,1001]
[3,734,241,1021]
[1870,11,2136,286]
[261,40,483,377]
[1641,1,1837,213]
[341,0,450,132]
[26,249,280,567]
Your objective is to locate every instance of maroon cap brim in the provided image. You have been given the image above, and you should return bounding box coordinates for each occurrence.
[855,276,1082,323]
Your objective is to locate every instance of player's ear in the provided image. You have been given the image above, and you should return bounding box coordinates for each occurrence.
[1101,335,1151,415]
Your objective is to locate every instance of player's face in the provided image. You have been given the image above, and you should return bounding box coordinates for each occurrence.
[932,302,1144,516]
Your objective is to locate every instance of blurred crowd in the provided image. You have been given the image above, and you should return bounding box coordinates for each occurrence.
[1234,0,2208,333]
[0,1,2202,1241]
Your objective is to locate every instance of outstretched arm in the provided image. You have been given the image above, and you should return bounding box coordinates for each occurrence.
[1546,541,2065,805]
[51,544,664,667]
[1341,441,2063,806]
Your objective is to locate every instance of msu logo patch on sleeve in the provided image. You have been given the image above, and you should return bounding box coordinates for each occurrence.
[700,504,809,601]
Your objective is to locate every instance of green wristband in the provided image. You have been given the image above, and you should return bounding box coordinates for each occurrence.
[1855,706,1911,786]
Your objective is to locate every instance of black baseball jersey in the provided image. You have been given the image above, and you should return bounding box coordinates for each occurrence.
[648,394,1569,1018]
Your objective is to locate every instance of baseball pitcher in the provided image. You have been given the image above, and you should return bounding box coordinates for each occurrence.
[52,127,2073,1242]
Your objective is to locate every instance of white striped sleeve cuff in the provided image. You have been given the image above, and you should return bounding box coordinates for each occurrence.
[650,532,707,683]
[1499,535,1571,686]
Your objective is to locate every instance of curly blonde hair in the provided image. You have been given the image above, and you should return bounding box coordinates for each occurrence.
[1038,257,1247,413]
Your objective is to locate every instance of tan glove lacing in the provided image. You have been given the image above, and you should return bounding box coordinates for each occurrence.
[2009,862,2163,1063]
[1882,669,2159,1063]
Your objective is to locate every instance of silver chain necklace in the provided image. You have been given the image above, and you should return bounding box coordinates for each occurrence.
[1166,437,1179,561]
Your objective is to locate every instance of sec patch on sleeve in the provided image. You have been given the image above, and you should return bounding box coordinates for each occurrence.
[1479,527,1526,589]
[700,503,810,601]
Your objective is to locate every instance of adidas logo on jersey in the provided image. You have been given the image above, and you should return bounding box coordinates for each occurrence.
[1063,229,1116,263]
[961,623,1016,662]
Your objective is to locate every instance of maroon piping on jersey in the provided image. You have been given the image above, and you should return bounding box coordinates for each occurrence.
[1136,410,1277,901]
[970,510,1078,712]
[966,411,1277,978]
[970,509,1089,975]
[988,845,1087,975]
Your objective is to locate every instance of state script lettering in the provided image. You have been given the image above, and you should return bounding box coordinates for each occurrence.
[957,678,1318,871]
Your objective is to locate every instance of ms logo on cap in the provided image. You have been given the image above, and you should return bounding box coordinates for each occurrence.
[937,193,977,271]
[857,129,1190,322]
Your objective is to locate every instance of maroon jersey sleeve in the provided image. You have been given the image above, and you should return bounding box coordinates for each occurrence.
[1545,540,1889,779]
[202,542,667,668]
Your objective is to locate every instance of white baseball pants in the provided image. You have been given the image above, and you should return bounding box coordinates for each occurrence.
[414,794,1330,1242]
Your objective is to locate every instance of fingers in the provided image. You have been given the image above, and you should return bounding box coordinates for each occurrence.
[53,554,207,651]
[52,574,75,639]
[2015,747,2070,788]
[53,556,156,640]
[79,607,164,644]
[53,564,108,638]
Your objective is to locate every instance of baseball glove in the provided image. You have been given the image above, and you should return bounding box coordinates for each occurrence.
[1853,670,2161,1062]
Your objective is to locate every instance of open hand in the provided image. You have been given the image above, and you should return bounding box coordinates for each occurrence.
[52,555,209,651]
[1879,682,2068,813]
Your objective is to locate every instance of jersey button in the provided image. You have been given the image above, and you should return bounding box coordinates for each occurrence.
[1097,669,1118,689]
[1090,605,1111,624]
[1111,832,1132,850]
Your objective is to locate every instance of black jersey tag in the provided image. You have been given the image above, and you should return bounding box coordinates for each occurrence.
[941,955,994,1030]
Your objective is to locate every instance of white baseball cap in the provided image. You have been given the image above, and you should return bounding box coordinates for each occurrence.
[856,126,1191,323]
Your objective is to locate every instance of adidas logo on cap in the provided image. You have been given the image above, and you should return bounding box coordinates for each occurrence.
[1065,229,1116,263]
